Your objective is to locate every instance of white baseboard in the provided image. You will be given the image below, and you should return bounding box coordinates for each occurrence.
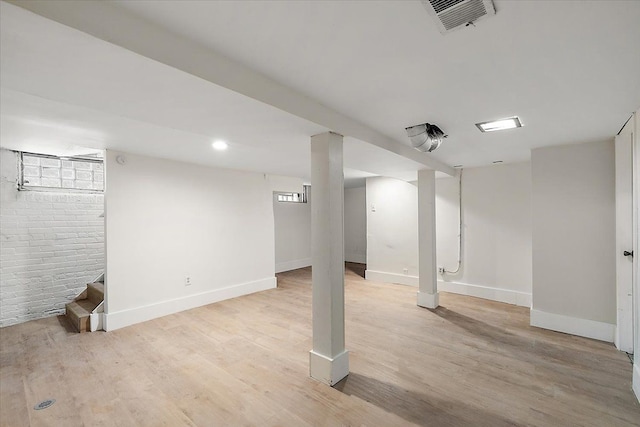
[437,280,531,308]
[104,277,276,331]
[345,253,366,264]
[633,363,640,404]
[365,270,418,287]
[275,258,311,273]
[89,312,104,332]
[530,308,615,343]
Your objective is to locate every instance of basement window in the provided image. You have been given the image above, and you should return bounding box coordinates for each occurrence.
[19,152,104,192]
[275,185,310,203]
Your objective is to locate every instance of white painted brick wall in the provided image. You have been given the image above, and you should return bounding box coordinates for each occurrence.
[0,149,104,327]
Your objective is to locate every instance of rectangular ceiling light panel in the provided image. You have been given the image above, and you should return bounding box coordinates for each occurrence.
[421,0,496,34]
[475,116,523,132]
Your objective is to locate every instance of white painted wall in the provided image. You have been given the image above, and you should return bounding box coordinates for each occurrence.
[104,150,276,330]
[531,140,616,342]
[437,163,532,306]
[0,149,104,327]
[344,186,366,264]
[365,164,532,307]
[268,175,305,194]
[273,181,367,273]
[273,179,311,273]
[365,177,419,285]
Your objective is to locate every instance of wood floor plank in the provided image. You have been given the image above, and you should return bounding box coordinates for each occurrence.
[1,263,639,426]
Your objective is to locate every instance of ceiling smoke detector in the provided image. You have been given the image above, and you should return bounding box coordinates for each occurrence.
[421,0,496,34]
[405,123,447,153]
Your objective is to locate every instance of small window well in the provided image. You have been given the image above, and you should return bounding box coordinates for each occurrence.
[275,185,309,203]
[19,152,104,192]
[475,116,523,132]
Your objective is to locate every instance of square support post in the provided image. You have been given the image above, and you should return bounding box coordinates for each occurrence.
[309,132,349,385]
[417,169,439,309]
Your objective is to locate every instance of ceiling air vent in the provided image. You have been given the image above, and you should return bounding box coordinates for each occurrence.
[421,0,496,34]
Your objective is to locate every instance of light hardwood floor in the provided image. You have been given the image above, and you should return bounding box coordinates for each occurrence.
[1,264,639,426]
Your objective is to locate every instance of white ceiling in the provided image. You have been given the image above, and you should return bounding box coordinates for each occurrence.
[2,0,640,183]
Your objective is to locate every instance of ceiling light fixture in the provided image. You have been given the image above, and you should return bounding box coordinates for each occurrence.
[475,116,522,132]
[212,140,228,151]
[405,123,447,152]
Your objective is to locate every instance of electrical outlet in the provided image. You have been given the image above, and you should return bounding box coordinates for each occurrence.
[438,267,445,274]
[371,204,376,212]
[185,276,191,286]
[403,268,408,275]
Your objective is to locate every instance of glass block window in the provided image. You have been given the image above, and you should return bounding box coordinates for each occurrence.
[20,152,104,192]
[276,192,301,202]
[274,185,309,203]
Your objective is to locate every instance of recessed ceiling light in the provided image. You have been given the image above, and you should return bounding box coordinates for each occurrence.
[475,116,523,132]
[212,140,228,151]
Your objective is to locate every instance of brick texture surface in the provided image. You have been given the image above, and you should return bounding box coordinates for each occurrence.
[1,150,104,327]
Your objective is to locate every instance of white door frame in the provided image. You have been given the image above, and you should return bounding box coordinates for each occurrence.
[632,110,639,402]
[615,117,635,353]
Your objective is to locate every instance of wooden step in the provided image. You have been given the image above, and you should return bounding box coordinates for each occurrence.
[65,299,95,333]
[87,282,104,305]
[65,282,105,333]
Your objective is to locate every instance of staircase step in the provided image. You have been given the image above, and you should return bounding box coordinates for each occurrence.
[65,300,94,333]
[87,282,104,305]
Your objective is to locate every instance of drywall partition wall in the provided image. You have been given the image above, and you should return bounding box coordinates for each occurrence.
[274,182,366,272]
[273,198,311,272]
[273,176,311,273]
[365,176,419,285]
[364,165,532,306]
[531,140,616,342]
[0,149,104,327]
[344,186,366,264]
[437,163,532,306]
[104,150,276,330]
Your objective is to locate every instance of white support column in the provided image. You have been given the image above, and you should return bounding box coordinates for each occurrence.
[309,131,349,386]
[417,169,439,309]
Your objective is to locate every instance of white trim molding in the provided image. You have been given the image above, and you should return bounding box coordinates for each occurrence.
[89,312,104,332]
[530,308,615,343]
[633,363,640,403]
[614,325,635,353]
[104,277,276,331]
[417,291,439,309]
[275,258,312,273]
[309,349,349,386]
[438,280,531,308]
[365,270,418,287]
